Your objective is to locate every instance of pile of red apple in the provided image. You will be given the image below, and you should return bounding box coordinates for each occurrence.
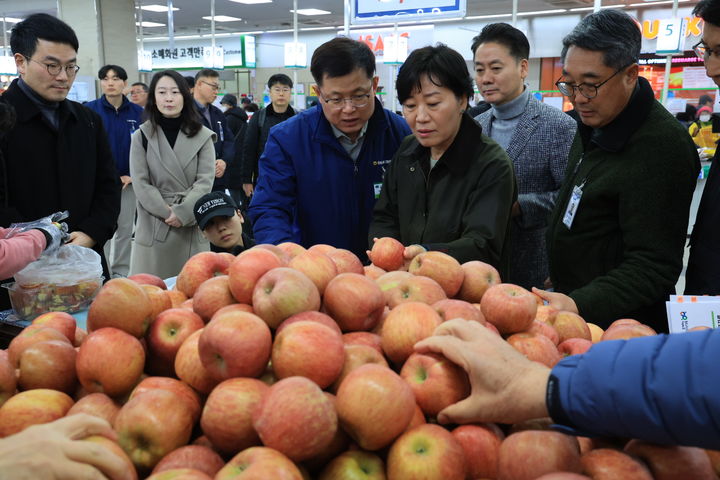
[0,238,718,480]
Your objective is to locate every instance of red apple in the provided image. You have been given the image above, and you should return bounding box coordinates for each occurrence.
[145,469,211,480]
[67,392,120,426]
[706,449,720,475]
[298,392,350,472]
[130,377,202,424]
[498,431,582,480]
[252,377,337,462]
[198,310,272,380]
[387,424,467,480]
[400,352,470,417]
[0,354,16,408]
[535,305,559,324]
[558,338,593,356]
[129,273,168,290]
[581,448,653,480]
[336,364,415,451]
[192,275,236,322]
[8,325,71,367]
[525,319,561,345]
[318,450,386,480]
[308,243,336,254]
[323,273,385,332]
[326,248,364,275]
[76,327,145,398]
[535,474,591,480]
[457,260,501,303]
[87,278,153,337]
[174,329,219,395]
[252,268,321,329]
[624,439,716,480]
[277,241,307,259]
[215,446,303,480]
[152,445,225,477]
[31,311,76,342]
[253,244,290,264]
[376,270,413,303]
[506,332,562,368]
[601,323,657,341]
[0,388,74,437]
[141,284,173,322]
[386,275,447,309]
[228,248,285,304]
[176,252,230,298]
[330,343,388,393]
[369,237,405,271]
[452,423,505,480]
[409,251,464,297]
[549,311,591,343]
[146,308,204,376]
[74,326,88,347]
[480,283,537,334]
[167,290,188,308]
[381,302,442,365]
[200,377,269,455]
[342,331,383,354]
[276,311,341,337]
[17,339,77,393]
[288,250,338,294]
[364,265,386,280]
[432,299,484,323]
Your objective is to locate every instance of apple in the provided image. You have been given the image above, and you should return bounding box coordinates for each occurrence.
[145,469,211,480]
[152,445,225,477]
[581,448,653,480]
[141,284,173,321]
[31,311,76,342]
[74,326,88,347]
[480,283,537,335]
[8,324,71,367]
[323,273,385,332]
[228,248,284,304]
[706,449,720,475]
[330,343,388,393]
[624,439,716,480]
[253,243,291,264]
[376,270,413,301]
[535,305,559,324]
[456,260,501,303]
[364,265,386,280]
[0,354,16,408]
[288,250,338,294]
[432,299,484,323]
[174,329,219,395]
[587,323,605,343]
[302,392,351,472]
[409,251,464,298]
[167,290,188,308]
[277,241,307,259]
[336,363,415,451]
[498,431,582,480]
[115,389,195,471]
[549,311,592,343]
[308,243,336,254]
[381,302,442,365]
[272,320,345,389]
[129,273,168,290]
[400,352,470,417]
[535,474,591,480]
[252,268,321,329]
[558,338,593,356]
[252,377,337,462]
[146,308,204,376]
[200,377,268,455]
[176,252,230,298]
[387,424,467,480]
[215,303,254,316]
[318,450,386,480]
[87,278,152,338]
[326,248,365,275]
[276,311,342,337]
[342,331,383,354]
[452,423,505,480]
[601,323,656,341]
[130,377,202,424]
[67,392,120,426]
[215,446,303,480]
[506,332,562,368]
[0,388,74,437]
[82,434,139,480]
[525,319,561,345]
[192,275,235,322]
[76,327,145,398]
[198,310,272,380]
[17,339,77,393]
[386,275,447,309]
[369,237,405,271]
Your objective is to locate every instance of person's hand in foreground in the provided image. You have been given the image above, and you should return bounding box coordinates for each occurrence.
[402,244,426,270]
[415,318,551,425]
[0,414,132,480]
[532,287,579,314]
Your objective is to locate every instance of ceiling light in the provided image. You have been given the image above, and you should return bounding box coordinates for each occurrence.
[466,14,512,20]
[291,8,331,15]
[266,28,295,33]
[140,5,179,12]
[202,15,243,22]
[0,17,23,23]
[569,5,625,11]
[517,9,567,16]
[229,0,273,4]
[627,0,689,5]
[137,21,166,27]
[300,26,336,31]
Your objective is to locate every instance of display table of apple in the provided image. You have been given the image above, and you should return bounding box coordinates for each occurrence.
[0,239,717,480]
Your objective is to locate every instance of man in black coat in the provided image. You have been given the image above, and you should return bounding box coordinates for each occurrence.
[0,14,121,309]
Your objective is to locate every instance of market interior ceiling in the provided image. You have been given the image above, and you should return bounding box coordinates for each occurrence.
[0,0,697,39]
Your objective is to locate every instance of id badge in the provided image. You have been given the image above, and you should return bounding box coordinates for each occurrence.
[374,183,383,199]
[562,185,583,229]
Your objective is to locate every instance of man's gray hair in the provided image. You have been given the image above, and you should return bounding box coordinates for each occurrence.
[561,9,641,70]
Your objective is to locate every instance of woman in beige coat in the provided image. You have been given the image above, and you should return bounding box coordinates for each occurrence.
[129,70,216,279]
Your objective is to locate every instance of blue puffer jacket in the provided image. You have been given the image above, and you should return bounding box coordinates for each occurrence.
[548,328,720,449]
[248,100,410,259]
[85,95,143,176]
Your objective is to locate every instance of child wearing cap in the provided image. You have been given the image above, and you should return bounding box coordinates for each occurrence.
[194,191,255,255]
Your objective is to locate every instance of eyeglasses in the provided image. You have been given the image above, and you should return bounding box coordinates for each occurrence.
[555,63,632,99]
[25,56,80,77]
[319,91,372,110]
[200,80,220,90]
[693,41,720,60]
[271,87,291,93]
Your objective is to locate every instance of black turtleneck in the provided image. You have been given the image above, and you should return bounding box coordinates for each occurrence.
[158,115,183,148]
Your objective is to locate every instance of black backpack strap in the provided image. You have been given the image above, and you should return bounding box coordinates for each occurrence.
[141,130,148,151]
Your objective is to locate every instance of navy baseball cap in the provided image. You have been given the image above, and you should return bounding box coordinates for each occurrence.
[194,191,239,230]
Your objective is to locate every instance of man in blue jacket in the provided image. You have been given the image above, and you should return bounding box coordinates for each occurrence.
[248,37,411,259]
[85,64,142,278]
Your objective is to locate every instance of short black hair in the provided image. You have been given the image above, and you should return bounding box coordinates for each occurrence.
[396,44,473,105]
[184,76,195,89]
[699,94,714,106]
[245,103,260,113]
[10,13,79,58]
[98,64,128,81]
[268,73,293,89]
[310,37,375,86]
[131,82,149,92]
[471,23,530,61]
[561,9,641,70]
[146,70,202,137]
[195,69,219,81]
[694,0,720,26]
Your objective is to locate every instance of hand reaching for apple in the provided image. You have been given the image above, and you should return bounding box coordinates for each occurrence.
[402,244,426,271]
[532,288,579,315]
[415,318,551,426]
[0,414,133,480]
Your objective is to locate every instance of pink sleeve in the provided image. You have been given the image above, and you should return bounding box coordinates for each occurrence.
[0,229,47,279]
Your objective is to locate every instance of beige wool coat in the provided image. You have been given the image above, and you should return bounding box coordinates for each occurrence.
[129,121,216,279]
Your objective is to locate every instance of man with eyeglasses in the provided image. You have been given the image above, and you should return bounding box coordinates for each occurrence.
[0,13,120,309]
[248,37,410,260]
[193,68,235,194]
[533,10,699,333]
[129,82,149,108]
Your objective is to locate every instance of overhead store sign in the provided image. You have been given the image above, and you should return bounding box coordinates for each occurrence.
[655,18,686,55]
[350,25,433,62]
[144,36,255,70]
[284,42,307,68]
[203,46,225,69]
[352,0,465,24]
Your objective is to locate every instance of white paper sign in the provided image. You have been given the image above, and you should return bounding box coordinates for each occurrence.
[284,42,307,68]
[666,295,720,333]
[656,18,686,55]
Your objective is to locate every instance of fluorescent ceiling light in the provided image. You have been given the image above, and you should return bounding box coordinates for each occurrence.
[203,15,242,22]
[265,28,295,33]
[518,9,567,16]
[628,0,689,5]
[300,26,336,31]
[569,5,625,11]
[466,14,512,19]
[291,8,331,15]
[137,21,166,27]
[0,17,23,23]
[140,5,179,12]
[230,0,273,3]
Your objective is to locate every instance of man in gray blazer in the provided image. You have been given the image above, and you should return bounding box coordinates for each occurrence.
[472,23,577,289]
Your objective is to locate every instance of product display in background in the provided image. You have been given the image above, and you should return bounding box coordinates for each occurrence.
[666,295,720,333]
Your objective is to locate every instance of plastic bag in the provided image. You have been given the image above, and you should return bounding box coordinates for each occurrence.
[14,244,102,286]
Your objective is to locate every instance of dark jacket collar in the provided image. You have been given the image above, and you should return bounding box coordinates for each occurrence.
[100,94,133,112]
[267,103,295,117]
[578,76,654,153]
[4,78,78,124]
